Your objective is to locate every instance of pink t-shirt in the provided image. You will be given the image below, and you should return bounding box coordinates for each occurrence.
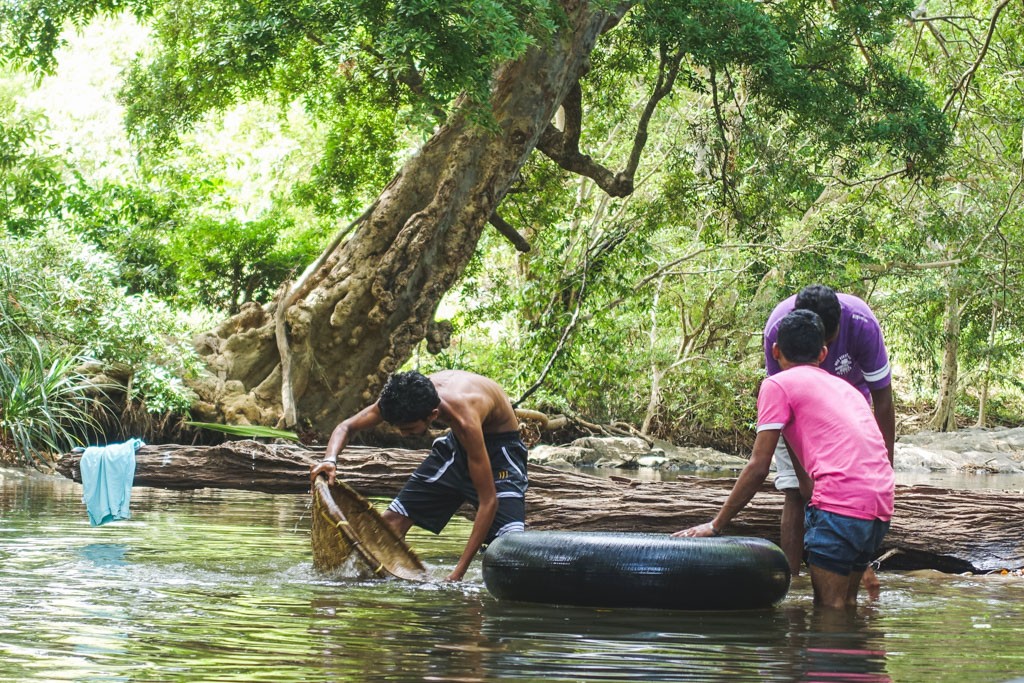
[757,365,894,521]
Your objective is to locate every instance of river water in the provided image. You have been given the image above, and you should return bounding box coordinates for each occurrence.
[1,467,1022,682]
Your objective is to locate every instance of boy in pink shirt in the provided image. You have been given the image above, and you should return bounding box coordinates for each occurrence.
[675,309,894,609]
[764,284,894,584]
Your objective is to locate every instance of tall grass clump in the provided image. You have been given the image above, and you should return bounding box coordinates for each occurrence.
[0,231,199,462]
[0,339,108,464]
[0,258,107,463]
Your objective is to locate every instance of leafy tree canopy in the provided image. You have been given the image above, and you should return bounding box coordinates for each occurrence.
[3,0,950,186]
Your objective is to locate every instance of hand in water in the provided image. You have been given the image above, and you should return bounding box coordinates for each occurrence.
[862,565,881,599]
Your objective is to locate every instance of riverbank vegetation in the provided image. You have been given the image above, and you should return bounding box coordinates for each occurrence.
[1,1,1022,464]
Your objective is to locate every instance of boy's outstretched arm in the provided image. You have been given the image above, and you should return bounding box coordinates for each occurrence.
[674,429,779,537]
[310,403,384,485]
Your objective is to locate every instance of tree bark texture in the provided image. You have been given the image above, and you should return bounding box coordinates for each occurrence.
[56,441,1023,574]
[190,2,626,436]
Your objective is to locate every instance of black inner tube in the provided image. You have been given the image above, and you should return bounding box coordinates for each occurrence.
[482,531,791,610]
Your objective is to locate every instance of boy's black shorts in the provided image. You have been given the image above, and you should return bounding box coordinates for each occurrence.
[386,430,528,542]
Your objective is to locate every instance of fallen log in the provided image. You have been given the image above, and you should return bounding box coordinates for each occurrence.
[56,440,1023,573]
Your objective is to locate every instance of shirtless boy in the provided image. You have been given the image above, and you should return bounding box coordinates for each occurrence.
[675,310,894,609]
[310,370,528,581]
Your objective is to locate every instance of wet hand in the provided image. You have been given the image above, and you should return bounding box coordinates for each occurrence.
[672,521,718,538]
[309,460,337,485]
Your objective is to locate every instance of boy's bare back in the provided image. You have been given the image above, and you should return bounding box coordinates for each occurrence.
[429,370,519,434]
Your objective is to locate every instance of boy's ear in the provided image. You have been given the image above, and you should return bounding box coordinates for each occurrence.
[817,345,828,363]
[771,342,782,361]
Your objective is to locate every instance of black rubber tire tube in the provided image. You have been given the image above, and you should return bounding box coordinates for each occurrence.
[482,531,791,610]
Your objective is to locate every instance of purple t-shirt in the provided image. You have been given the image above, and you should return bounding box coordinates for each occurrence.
[757,365,894,521]
[764,292,891,401]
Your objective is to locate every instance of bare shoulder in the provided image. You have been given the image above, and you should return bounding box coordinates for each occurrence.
[429,370,518,433]
[429,370,508,405]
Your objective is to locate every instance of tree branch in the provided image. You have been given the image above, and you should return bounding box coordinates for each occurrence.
[274,281,297,429]
[624,46,684,179]
[489,212,532,252]
[828,166,911,187]
[918,12,951,58]
[969,155,1024,260]
[515,251,590,407]
[830,0,873,65]
[862,259,966,273]
[708,66,736,209]
[536,45,683,198]
[942,0,1011,128]
[582,243,761,322]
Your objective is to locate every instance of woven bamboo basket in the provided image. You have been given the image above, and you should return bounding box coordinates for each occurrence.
[311,475,428,581]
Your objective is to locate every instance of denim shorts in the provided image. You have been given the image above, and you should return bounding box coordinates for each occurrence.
[804,505,890,576]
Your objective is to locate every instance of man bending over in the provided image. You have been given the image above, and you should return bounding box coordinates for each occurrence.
[310,370,528,581]
[765,284,894,590]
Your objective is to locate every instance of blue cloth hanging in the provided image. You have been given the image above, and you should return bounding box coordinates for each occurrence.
[77,439,143,526]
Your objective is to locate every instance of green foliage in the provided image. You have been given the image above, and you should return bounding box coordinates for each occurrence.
[111,0,559,149]
[5,69,334,313]
[4,0,1024,445]
[625,0,950,175]
[167,212,308,313]
[68,180,183,298]
[0,99,71,236]
[414,0,1019,439]
[0,255,113,464]
[292,75,403,216]
[0,0,150,74]
[0,230,202,425]
[0,340,108,464]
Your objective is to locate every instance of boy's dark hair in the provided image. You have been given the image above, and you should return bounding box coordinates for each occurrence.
[794,284,841,339]
[377,371,441,424]
[777,309,826,364]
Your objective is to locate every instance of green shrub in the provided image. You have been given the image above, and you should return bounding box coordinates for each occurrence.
[0,339,110,464]
[0,230,201,455]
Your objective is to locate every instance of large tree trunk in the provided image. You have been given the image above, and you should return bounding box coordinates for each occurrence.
[189,2,625,436]
[56,441,1023,574]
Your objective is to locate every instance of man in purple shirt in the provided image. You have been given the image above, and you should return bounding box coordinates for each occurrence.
[764,285,895,583]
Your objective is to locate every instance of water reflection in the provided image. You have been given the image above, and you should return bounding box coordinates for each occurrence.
[473,596,894,682]
[893,471,1024,490]
[0,468,1022,682]
[79,543,130,567]
[787,607,892,682]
